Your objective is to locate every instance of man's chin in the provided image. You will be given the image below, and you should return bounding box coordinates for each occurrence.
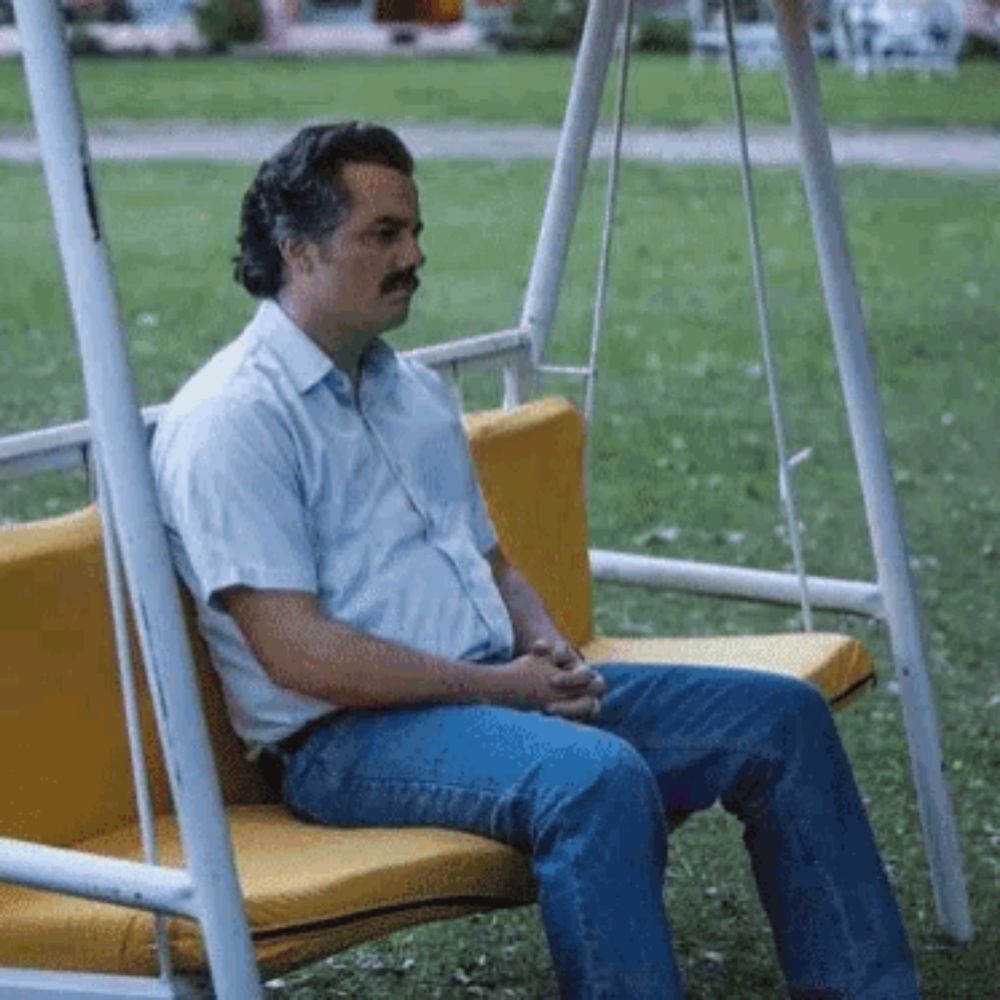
[378,299,412,334]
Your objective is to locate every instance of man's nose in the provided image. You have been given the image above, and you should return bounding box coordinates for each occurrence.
[402,233,425,270]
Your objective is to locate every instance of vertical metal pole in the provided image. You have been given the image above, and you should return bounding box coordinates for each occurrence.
[520,0,624,365]
[95,457,173,981]
[12,2,265,992]
[501,363,520,410]
[772,0,972,943]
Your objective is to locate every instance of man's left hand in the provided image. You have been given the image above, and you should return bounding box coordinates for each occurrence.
[530,638,582,667]
[531,638,605,720]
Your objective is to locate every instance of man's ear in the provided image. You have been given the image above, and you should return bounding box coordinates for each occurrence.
[279,237,312,276]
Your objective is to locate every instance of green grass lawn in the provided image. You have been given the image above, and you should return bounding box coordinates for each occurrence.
[1,53,1000,129]
[1,157,998,997]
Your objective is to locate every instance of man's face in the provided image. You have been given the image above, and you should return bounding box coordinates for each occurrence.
[288,161,425,341]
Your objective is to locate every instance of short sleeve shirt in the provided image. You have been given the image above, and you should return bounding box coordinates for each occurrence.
[151,300,514,746]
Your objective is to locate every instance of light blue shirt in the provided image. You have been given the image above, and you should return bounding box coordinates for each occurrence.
[152,300,514,746]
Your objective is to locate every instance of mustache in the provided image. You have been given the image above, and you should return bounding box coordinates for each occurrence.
[381,270,420,295]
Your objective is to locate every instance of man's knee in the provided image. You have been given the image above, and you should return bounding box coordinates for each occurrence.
[748,675,847,805]
[770,675,834,736]
[739,671,833,741]
[537,729,663,828]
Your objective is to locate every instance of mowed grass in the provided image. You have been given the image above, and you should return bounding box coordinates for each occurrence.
[1,53,1000,129]
[1,158,998,998]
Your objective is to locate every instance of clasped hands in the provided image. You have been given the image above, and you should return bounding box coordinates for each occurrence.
[500,639,606,722]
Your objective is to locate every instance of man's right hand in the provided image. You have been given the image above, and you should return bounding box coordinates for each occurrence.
[493,650,605,721]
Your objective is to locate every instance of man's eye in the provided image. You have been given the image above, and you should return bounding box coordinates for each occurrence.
[375,228,397,243]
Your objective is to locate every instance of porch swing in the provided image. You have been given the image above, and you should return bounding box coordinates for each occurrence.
[0,0,971,996]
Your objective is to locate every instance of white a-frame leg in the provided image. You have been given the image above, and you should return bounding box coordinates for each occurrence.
[772,0,971,943]
[522,0,971,945]
[2,2,265,996]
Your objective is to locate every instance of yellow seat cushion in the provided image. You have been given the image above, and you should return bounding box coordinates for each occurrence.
[583,633,876,710]
[0,805,535,977]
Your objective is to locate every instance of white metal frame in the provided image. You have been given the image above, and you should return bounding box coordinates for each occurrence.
[773,0,970,939]
[0,0,970,994]
[0,330,532,485]
[3,2,262,997]
[0,969,208,1000]
[519,0,971,944]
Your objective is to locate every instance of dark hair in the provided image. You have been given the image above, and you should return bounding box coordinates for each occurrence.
[233,122,414,298]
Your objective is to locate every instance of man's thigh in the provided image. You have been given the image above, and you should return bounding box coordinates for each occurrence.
[281,702,652,847]
[283,665,825,839]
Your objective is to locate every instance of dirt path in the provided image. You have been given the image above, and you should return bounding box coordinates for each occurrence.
[2,121,999,173]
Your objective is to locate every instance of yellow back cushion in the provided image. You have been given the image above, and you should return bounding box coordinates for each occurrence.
[466,397,592,646]
[0,508,274,847]
[0,509,164,845]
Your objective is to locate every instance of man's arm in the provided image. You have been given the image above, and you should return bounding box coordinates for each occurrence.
[488,547,604,714]
[221,587,599,715]
[488,546,565,655]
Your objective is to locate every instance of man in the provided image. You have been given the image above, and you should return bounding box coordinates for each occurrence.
[152,122,920,999]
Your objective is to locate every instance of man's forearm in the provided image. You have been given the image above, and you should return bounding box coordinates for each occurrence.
[490,550,565,655]
[223,588,503,709]
[279,617,499,708]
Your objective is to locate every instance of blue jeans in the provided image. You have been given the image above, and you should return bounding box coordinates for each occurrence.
[282,664,919,999]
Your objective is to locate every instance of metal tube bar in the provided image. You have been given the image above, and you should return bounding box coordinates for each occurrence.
[722,0,813,631]
[772,0,971,942]
[0,441,88,482]
[0,968,206,1000]
[442,362,464,410]
[0,970,205,1000]
[590,548,884,618]
[0,407,164,483]
[0,350,536,484]
[502,363,520,411]
[95,458,174,980]
[537,364,593,378]
[520,0,624,364]
[0,334,533,485]
[408,328,529,367]
[501,342,533,412]
[0,838,194,917]
[13,2,264,993]
[584,0,635,429]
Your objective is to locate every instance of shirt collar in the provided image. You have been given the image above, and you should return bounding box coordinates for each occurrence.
[252,299,398,397]
[252,299,333,394]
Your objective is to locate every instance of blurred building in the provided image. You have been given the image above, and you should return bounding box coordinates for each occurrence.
[965,0,1000,42]
[19,0,997,56]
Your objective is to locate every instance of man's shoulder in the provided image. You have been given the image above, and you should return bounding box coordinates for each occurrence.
[152,320,291,473]
[175,300,311,414]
